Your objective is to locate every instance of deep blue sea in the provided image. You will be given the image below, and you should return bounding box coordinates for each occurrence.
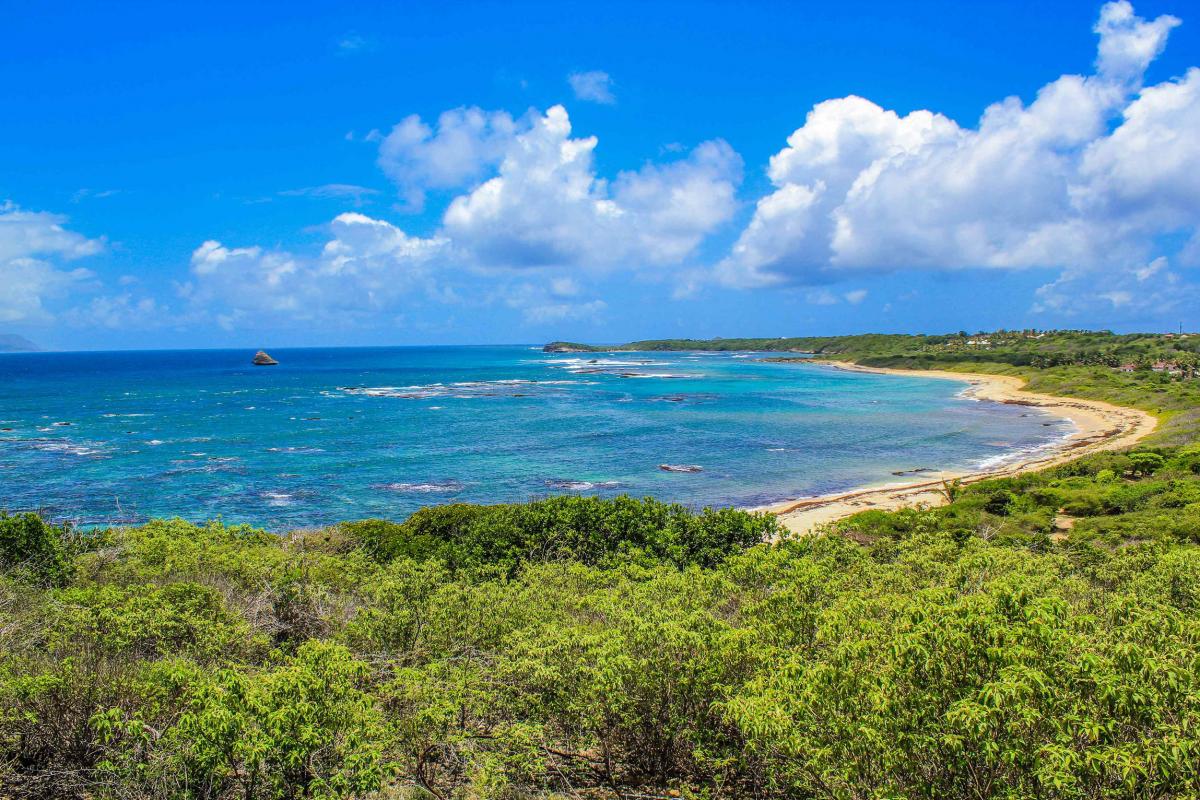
[0,346,1071,529]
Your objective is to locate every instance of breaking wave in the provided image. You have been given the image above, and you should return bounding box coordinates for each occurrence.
[543,479,623,491]
[374,480,466,493]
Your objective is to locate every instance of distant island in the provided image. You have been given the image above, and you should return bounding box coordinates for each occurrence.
[0,334,41,353]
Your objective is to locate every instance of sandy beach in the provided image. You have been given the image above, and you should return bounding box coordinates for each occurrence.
[765,362,1159,535]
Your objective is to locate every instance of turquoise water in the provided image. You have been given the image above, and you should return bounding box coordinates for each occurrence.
[0,346,1070,529]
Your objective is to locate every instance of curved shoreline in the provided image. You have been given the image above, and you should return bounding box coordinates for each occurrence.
[763,361,1159,536]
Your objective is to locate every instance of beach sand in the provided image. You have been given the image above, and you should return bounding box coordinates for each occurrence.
[764,362,1159,536]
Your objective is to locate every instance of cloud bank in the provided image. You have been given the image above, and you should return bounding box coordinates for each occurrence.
[716,1,1195,316]
[185,105,740,329]
[201,0,1200,326]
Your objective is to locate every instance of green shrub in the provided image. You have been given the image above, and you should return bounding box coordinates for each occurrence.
[50,582,264,661]
[0,512,73,587]
[1166,446,1200,474]
[1102,481,1169,513]
[1149,480,1200,509]
[1129,451,1166,476]
[1061,493,1105,517]
[342,496,778,572]
[983,489,1018,516]
[165,641,388,799]
[834,507,941,541]
[1027,486,1066,508]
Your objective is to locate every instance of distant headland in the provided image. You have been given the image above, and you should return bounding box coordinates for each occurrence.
[543,331,1199,376]
[0,334,41,353]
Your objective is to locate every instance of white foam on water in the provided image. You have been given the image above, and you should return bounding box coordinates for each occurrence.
[971,420,1078,471]
[375,480,465,493]
[544,479,623,491]
[341,379,576,400]
[620,373,699,379]
[29,439,107,457]
[261,491,295,506]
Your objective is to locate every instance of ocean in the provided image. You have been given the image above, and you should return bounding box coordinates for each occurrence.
[0,346,1071,529]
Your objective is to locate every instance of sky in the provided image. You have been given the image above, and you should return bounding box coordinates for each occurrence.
[2,0,1199,350]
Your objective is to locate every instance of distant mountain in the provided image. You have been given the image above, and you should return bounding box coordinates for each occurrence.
[0,334,42,352]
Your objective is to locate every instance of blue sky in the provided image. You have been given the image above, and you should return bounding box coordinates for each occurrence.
[2,0,1198,349]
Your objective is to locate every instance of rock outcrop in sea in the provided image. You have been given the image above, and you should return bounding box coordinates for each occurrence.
[252,350,278,366]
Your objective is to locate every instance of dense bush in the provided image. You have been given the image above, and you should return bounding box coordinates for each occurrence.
[3,469,1200,798]
[0,512,74,586]
[340,495,780,572]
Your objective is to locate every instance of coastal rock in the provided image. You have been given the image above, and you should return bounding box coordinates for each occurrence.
[659,464,703,473]
[252,350,279,366]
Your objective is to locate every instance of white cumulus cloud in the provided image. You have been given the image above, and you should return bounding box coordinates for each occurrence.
[442,105,741,270]
[1077,67,1200,229]
[0,202,102,324]
[377,107,519,211]
[187,104,741,330]
[185,213,450,326]
[714,0,1197,317]
[1094,0,1179,84]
